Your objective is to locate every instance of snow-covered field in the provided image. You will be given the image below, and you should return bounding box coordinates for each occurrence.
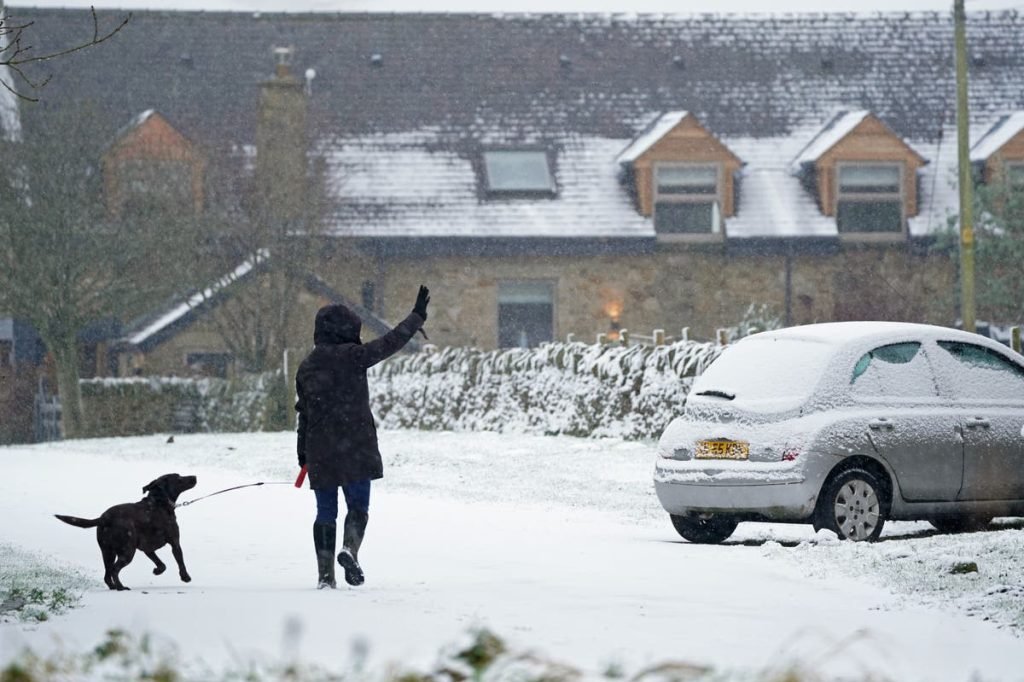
[2,430,1024,680]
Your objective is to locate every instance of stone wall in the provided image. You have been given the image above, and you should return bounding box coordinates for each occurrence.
[124,239,955,376]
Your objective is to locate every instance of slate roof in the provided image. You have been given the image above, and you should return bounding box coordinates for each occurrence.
[6,9,1024,240]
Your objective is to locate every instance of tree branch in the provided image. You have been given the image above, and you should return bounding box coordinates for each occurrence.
[0,7,131,102]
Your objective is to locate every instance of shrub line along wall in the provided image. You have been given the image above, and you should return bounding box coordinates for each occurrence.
[79,371,288,438]
[368,340,723,440]
[78,340,723,441]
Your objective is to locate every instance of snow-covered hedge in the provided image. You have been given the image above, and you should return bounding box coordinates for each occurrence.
[78,341,722,440]
[79,371,288,438]
[369,340,723,440]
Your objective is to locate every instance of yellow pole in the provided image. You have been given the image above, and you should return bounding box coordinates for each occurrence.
[955,0,976,333]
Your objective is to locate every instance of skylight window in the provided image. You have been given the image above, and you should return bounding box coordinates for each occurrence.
[483,151,554,193]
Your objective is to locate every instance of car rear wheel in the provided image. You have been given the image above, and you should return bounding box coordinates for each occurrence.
[930,515,992,534]
[819,468,886,542]
[669,513,739,544]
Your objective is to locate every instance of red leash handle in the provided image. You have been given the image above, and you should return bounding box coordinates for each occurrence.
[295,465,307,488]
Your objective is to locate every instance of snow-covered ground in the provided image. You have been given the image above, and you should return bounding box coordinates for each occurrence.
[1,430,1024,680]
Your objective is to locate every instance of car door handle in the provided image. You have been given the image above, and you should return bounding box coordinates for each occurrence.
[868,418,894,430]
[965,417,991,429]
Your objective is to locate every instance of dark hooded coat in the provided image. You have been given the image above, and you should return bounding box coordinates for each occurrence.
[295,304,424,489]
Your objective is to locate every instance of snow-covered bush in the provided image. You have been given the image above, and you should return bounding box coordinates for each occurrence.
[369,340,723,441]
[79,371,287,437]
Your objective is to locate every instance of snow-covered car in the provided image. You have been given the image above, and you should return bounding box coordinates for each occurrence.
[654,321,1024,543]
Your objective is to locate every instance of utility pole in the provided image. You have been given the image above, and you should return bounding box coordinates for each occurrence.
[954,0,976,333]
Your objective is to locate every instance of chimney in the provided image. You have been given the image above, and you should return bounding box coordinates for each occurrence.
[255,45,308,233]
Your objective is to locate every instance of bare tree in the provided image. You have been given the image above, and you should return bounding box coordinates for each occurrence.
[186,148,330,375]
[0,102,195,436]
[0,4,130,102]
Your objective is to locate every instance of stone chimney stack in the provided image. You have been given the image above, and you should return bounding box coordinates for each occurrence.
[255,45,308,233]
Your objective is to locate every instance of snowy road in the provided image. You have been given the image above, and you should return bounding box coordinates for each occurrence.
[2,431,1024,680]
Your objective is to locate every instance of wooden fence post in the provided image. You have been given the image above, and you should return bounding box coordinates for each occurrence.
[717,328,729,346]
[566,333,576,344]
[1012,326,1022,354]
[596,333,607,345]
[680,327,689,342]
[653,329,665,346]
[620,329,630,346]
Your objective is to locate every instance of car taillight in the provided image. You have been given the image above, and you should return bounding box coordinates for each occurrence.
[782,448,800,462]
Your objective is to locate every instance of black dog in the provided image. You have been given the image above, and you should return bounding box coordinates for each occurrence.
[55,473,197,591]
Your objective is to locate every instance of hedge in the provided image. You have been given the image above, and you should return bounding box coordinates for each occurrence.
[369,340,723,440]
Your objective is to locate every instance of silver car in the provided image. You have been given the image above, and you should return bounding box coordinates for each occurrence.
[654,321,1024,543]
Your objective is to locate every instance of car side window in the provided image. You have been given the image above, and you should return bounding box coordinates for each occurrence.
[936,341,1024,400]
[851,342,938,399]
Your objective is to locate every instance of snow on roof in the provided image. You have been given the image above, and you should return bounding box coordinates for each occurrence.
[970,112,1024,163]
[125,249,268,346]
[614,111,689,165]
[753,321,987,346]
[324,132,653,239]
[319,115,963,241]
[790,110,869,172]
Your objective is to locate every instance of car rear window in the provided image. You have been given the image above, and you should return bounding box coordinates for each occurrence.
[691,337,833,407]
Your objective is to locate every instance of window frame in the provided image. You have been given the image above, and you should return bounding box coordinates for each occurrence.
[652,161,723,238]
[848,341,942,402]
[184,350,233,379]
[495,279,557,349]
[1007,162,1024,190]
[835,161,906,238]
[481,150,556,196]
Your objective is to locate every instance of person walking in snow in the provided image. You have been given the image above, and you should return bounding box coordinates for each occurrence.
[296,286,430,589]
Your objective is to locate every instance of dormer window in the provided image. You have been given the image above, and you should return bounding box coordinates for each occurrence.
[483,151,554,194]
[793,111,925,239]
[616,111,742,241]
[654,164,721,234]
[836,163,903,233]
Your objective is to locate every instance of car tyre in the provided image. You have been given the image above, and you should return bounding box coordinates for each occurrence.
[669,513,739,544]
[819,468,886,542]
[929,515,992,534]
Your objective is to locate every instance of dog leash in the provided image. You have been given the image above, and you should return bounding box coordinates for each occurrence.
[176,481,294,508]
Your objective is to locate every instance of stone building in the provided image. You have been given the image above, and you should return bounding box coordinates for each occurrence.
[4,9,1024,378]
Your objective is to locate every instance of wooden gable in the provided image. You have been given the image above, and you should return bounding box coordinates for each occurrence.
[982,126,1024,185]
[814,114,927,218]
[102,111,206,217]
[630,115,743,219]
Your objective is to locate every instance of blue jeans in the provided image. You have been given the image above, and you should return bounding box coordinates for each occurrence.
[314,480,371,524]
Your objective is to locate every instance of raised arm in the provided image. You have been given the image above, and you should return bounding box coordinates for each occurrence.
[352,285,429,369]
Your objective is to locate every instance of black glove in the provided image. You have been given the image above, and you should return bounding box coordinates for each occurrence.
[413,285,430,321]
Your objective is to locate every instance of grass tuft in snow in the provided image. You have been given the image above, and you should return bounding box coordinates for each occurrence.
[0,544,95,624]
[0,627,912,682]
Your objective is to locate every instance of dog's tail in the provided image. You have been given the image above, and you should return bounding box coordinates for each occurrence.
[54,514,100,529]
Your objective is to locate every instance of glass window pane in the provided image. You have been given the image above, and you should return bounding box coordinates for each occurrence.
[837,200,903,233]
[851,342,937,398]
[937,341,1024,400]
[498,281,553,305]
[851,342,921,383]
[656,166,717,194]
[498,282,554,348]
[1009,164,1024,189]
[484,151,553,192]
[655,202,714,233]
[838,165,901,193]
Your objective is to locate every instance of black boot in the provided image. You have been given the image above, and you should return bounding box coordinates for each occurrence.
[337,510,368,586]
[313,522,337,589]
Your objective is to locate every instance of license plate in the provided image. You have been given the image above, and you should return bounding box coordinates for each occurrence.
[695,440,749,460]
